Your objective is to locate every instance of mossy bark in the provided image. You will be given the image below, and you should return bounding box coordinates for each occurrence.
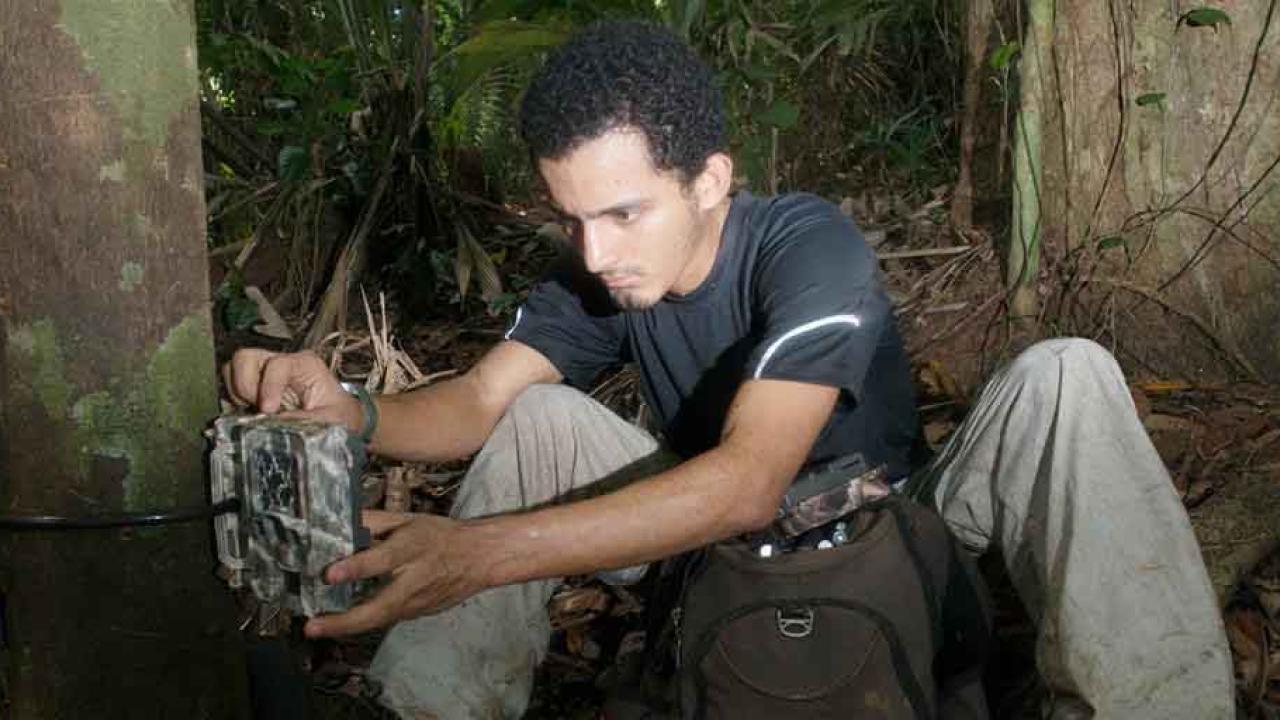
[0,1,248,716]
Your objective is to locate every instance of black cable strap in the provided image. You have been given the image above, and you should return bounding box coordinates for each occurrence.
[0,498,241,530]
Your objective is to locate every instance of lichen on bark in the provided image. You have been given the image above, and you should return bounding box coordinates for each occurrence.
[56,0,197,150]
[5,312,218,510]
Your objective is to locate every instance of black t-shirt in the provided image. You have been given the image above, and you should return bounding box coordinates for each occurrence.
[506,191,919,478]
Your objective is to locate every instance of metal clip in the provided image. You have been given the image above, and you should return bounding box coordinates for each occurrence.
[775,606,815,639]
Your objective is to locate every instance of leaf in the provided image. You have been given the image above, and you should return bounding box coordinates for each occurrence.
[243,285,292,340]
[665,0,706,40]
[326,97,361,116]
[798,35,838,75]
[242,33,288,66]
[989,41,1021,71]
[220,292,260,332]
[453,226,503,302]
[1177,7,1231,30]
[469,236,504,302]
[256,120,286,137]
[454,230,473,301]
[441,21,569,100]
[756,99,800,129]
[747,27,801,63]
[277,145,309,181]
[1136,92,1167,109]
[1096,235,1133,262]
[1138,380,1192,394]
[742,63,780,82]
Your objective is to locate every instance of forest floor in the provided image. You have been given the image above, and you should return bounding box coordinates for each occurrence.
[220,188,1280,718]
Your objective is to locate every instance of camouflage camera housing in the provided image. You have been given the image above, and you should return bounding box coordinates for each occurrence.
[210,415,370,616]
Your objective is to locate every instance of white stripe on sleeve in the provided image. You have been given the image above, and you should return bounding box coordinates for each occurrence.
[752,314,862,379]
[503,306,524,340]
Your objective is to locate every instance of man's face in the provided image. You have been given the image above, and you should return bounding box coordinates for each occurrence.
[538,129,722,310]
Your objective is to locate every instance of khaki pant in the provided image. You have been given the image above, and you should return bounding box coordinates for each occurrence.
[369,339,1233,719]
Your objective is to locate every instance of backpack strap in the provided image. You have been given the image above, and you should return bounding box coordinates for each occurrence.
[873,497,944,649]
[934,529,994,683]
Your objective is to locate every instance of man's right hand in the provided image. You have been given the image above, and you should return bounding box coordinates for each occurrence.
[222,349,364,434]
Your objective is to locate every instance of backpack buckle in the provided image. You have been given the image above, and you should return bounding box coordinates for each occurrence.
[776,606,815,639]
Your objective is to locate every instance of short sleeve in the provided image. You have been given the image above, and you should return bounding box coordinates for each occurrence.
[745,197,889,399]
[504,253,628,390]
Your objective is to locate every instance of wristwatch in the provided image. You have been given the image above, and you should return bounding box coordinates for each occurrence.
[340,381,379,444]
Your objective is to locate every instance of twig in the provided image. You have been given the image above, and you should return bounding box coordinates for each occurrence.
[923,302,970,315]
[914,291,1004,354]
[878,245,972,260]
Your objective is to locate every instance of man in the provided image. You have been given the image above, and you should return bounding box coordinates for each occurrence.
[224,21,1233,719]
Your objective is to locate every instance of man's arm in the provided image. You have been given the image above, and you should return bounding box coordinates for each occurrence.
[223,340,561,463]
[369,341,561,461]
[306,377,838,637]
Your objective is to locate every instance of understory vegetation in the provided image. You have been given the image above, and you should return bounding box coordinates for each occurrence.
[197,0,974,343]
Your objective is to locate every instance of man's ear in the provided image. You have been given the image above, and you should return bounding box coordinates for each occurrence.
[693,151,733,211]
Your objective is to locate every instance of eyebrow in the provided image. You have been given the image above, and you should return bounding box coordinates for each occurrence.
[553,198,649,221]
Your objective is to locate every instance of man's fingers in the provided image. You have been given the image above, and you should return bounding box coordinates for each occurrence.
[362,510,416,537]
[224,348,278,409]
[276,408,331,424]
[304,586,404,638]
[257,354,303,414]
[221,362,248,407]
[326,543,399,584]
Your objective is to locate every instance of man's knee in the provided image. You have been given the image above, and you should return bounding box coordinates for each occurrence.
[1012,337,1113,370]
[1005,337,1122,389]
[500,383,590,430]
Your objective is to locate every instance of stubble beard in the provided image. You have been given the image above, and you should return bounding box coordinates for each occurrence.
[609,286,658,311]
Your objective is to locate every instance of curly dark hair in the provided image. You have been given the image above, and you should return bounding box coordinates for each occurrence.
[519,20,726,182]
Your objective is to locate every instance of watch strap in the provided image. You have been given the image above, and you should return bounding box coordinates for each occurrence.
[340,382,379,444]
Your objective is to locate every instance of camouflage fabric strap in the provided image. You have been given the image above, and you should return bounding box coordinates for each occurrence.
[341,382,379,445]
[774,464,890,538]
[774,454,891,538]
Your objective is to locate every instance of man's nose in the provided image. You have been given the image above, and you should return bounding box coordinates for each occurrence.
[579,223,615,274]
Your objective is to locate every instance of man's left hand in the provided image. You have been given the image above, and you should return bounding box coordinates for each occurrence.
[304,510,485,638]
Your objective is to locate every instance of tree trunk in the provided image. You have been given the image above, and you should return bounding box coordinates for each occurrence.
[1010,0,1280,381]
[0,1,249,717]
[952,0,994,230]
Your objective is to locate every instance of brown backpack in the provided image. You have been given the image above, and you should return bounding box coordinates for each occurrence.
[673,496,991,719]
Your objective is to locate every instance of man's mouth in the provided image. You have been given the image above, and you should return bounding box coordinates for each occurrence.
[601,274,640,289]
